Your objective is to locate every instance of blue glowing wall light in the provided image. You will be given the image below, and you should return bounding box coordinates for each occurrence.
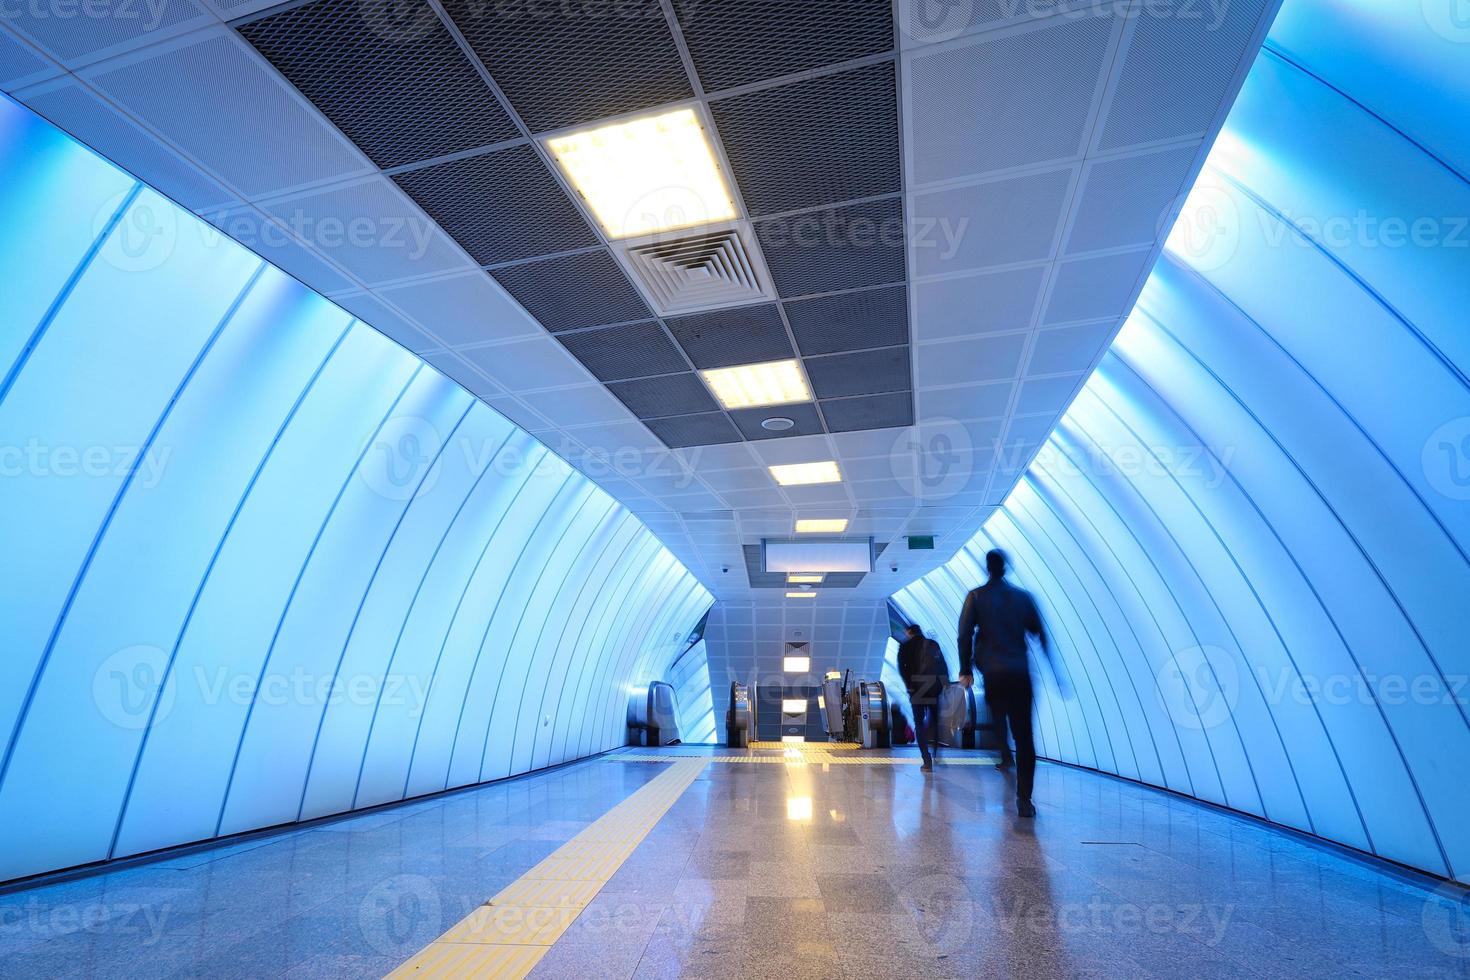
[0,94,712,883]
[895,0,1470,881]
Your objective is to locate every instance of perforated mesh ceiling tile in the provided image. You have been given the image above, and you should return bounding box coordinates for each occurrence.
[391,144,597,265]
[556,320,689,382]
[783,284,908,356]
[673,0,893,91]
[1099,0,1266,150]
[607,373,719,419]
[906,15,1113,184]
[804,346,911,399]
[237,0,518,168]
[9,0,206,63]
[665,303,793,369]
[643,412,743,448]
[756,197,907,297]
[490,250,651,333]
[710,61,900,216]
[440,0,692,132]
[1065,143,1200,253]
[820,391,913,432]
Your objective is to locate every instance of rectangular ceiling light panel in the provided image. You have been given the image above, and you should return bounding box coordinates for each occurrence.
[795,518,848,533]
[786,591,818,598]
[767,540,873,573]
[784,655,811,671]
[702,358,811,410]
[546,108,738,239]
[787,574,824,583]
[769,460,841,486]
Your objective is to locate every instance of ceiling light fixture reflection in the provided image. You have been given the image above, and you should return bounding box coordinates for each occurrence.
[795,518,848,534]
[781,698,808,713]
[769,461,841,486]
[700,359,811,410]
[787,797,813,821]
[545,108,737,239]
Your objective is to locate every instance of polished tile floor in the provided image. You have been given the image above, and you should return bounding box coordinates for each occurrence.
[2,746,1468,978]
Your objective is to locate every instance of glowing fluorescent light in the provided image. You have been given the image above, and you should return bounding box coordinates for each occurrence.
[787,574,824,584]
[784,655,811,672]
[769,461,841,486]
[786,591,818,598]
[795,518,848,534]
[782,698,808,713]
[787,796,813,821]
[545,108,737,239]
[699,359,810,410]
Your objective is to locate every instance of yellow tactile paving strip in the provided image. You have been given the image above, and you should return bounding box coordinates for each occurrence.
[386,758,707,980]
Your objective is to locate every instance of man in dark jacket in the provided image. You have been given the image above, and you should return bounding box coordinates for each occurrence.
[898,624,946,772]
[957,549,1061,816]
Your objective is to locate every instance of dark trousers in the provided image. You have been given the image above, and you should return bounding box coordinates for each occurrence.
[985,674,1036,801]
[912,700,940,766]
[984,684,1013,762]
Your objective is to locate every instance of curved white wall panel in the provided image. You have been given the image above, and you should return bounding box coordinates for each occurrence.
[896,0,1470,881]
[0,95,711,883]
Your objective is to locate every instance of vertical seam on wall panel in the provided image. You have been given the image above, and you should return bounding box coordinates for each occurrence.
[107,318,354,859]
[1259,45,1470,189]
[1085,373,1321,832]
[1038,443,1210,799]
[1069,391,1273,819]
[294,401,474,821]
[399,451,553,794]
[472,476,587,782]
[579,550,667,759]
[558,536,658,764]
[213,364,424,836]
[1207,168,1470,396]
[593,563,688,752]
[1053,421,1251,811]
[981,525,1099,769]
[0,259,265,796]
[569,539,662,760]
[505,498,622,771]
[432,459,565,786]
[1099,351,1370,845]
[1019,471,1189,794]
[532,516,641,767]
[0,183,141,410]
[1155,259,1470,573]
[1008,490,1150,783]
[1120,317,1454,870]
[1141,304,1470,738]
[347,432,527,810]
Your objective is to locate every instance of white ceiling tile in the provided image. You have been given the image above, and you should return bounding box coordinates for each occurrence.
[916,333,1028,387]
[459,337,592,392]
[377,269,543,348]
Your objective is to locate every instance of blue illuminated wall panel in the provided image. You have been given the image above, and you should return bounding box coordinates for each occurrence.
[895,0,1470,882]
[0,95,711,883]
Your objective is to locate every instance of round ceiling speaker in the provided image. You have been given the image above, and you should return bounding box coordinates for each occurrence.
[761,417,796,431]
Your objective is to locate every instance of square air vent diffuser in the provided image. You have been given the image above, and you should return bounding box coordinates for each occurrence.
[620,225,773,315]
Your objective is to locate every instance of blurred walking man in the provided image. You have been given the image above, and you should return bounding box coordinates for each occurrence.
[897,624,945,772]
[957,549,1060,817]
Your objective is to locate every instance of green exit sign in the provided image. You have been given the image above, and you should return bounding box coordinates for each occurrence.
[907,535,935,550]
